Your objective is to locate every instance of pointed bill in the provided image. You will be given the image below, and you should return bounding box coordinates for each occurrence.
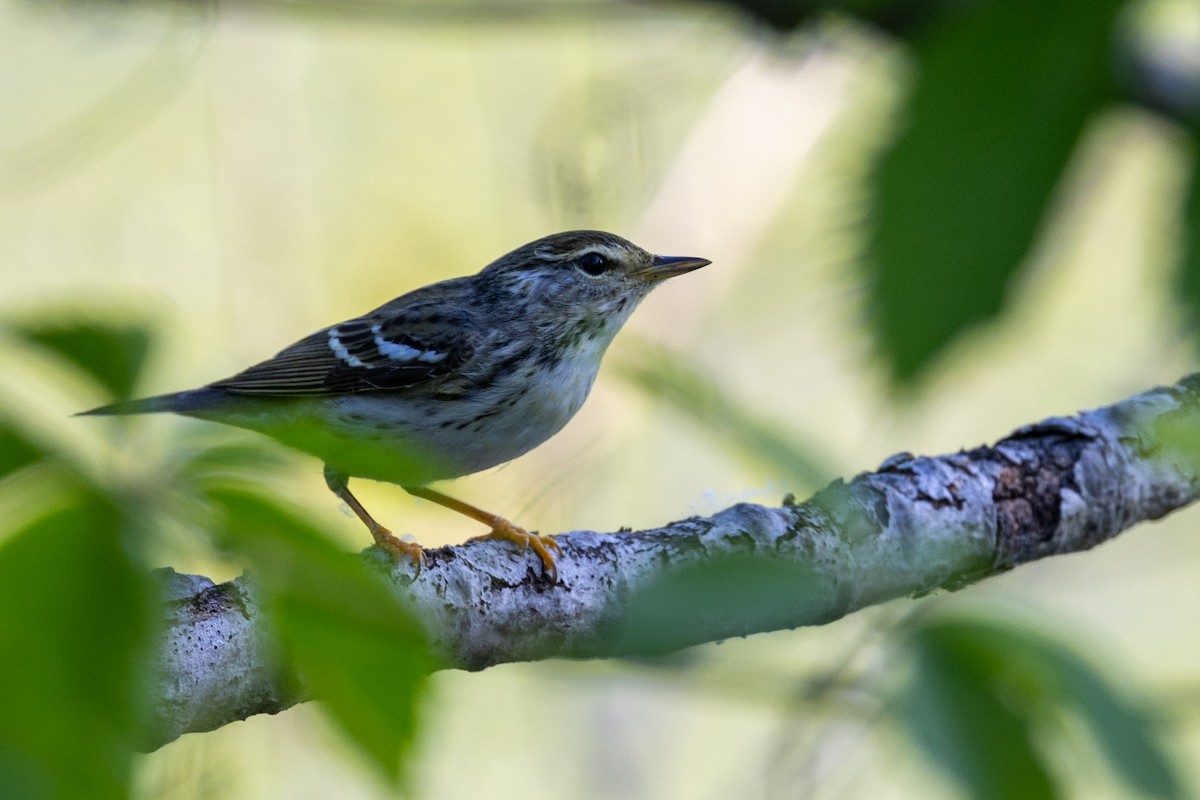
[638,254,712,282]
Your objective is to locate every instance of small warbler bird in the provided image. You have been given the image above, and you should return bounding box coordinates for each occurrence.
[83,230,710,581]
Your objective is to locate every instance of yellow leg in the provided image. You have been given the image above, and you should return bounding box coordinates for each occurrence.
[404,485,560,582]
[324,467,428,571]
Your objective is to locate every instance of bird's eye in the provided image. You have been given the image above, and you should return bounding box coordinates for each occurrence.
[576,252,611,277]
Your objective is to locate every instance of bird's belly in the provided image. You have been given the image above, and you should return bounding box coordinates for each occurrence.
[326,359,597,483]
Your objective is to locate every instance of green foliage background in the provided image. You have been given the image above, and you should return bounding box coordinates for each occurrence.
[3,0,1200,798]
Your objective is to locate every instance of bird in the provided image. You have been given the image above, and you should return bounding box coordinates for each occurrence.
[82,230,710,582]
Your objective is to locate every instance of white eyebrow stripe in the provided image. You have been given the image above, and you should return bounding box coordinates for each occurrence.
[581,244,622,261]
[537,244,624,263]
[370,323,447,363]
[328,328,366,368]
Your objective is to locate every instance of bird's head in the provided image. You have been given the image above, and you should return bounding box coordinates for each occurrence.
[479,230,710,330]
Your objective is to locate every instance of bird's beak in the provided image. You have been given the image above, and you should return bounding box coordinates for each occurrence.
[639,254,712,282]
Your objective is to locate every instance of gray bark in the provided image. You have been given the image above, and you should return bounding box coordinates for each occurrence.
[150,374,1200,748]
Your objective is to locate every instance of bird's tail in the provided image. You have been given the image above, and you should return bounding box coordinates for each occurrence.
[77,387,230,417]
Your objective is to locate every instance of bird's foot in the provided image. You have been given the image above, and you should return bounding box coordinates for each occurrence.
[468,521,560,583]
[370,524,429,575]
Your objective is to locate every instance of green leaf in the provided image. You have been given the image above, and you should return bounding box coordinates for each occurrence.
[204,487,431,782]
[172,438,295,483]
[902,620,1057,800]
[869,0,1124,384]
[962,620,1184,800]
[1150,400,1200,458]
[0,420,47,480]
[900,615,1183,800]
[1046,648,1183,800]
[11,320,153,402]
[617,342,834,492]
[614,553,832,657]
[0,493,156,800]
[1178,139,1200,336]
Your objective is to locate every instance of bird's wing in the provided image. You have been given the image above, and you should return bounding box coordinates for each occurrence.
[210,309,476,396]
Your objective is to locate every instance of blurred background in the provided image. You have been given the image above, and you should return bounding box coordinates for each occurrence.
[3,0,1200,798]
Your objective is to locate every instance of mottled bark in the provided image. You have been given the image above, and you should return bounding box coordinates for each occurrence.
[149,375,1200,748]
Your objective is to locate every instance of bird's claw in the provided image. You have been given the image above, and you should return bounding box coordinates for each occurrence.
[370,524,429,576]
[468,523,559,582]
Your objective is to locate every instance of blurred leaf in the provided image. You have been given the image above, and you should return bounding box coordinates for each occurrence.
[1147,396,1200,470]
[614,553,832,657]
[900,615,1182,800]
[1042,644,1183,800]
[0,493,156,800]
[617,343,834,492]
[0,420,47,480]
[1179,139,1200,335]
[902,620,1057,800]
[869,0,1123,385]
[10,320,153,402]
[707,0,950,33]
[0,2,213,200]
[204,486,431,783]
[173,438,295,483]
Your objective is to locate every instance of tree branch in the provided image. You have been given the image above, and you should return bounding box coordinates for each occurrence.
[151,374,1200,748]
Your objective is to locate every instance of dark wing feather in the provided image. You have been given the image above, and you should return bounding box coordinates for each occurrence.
[210,309,476,397]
